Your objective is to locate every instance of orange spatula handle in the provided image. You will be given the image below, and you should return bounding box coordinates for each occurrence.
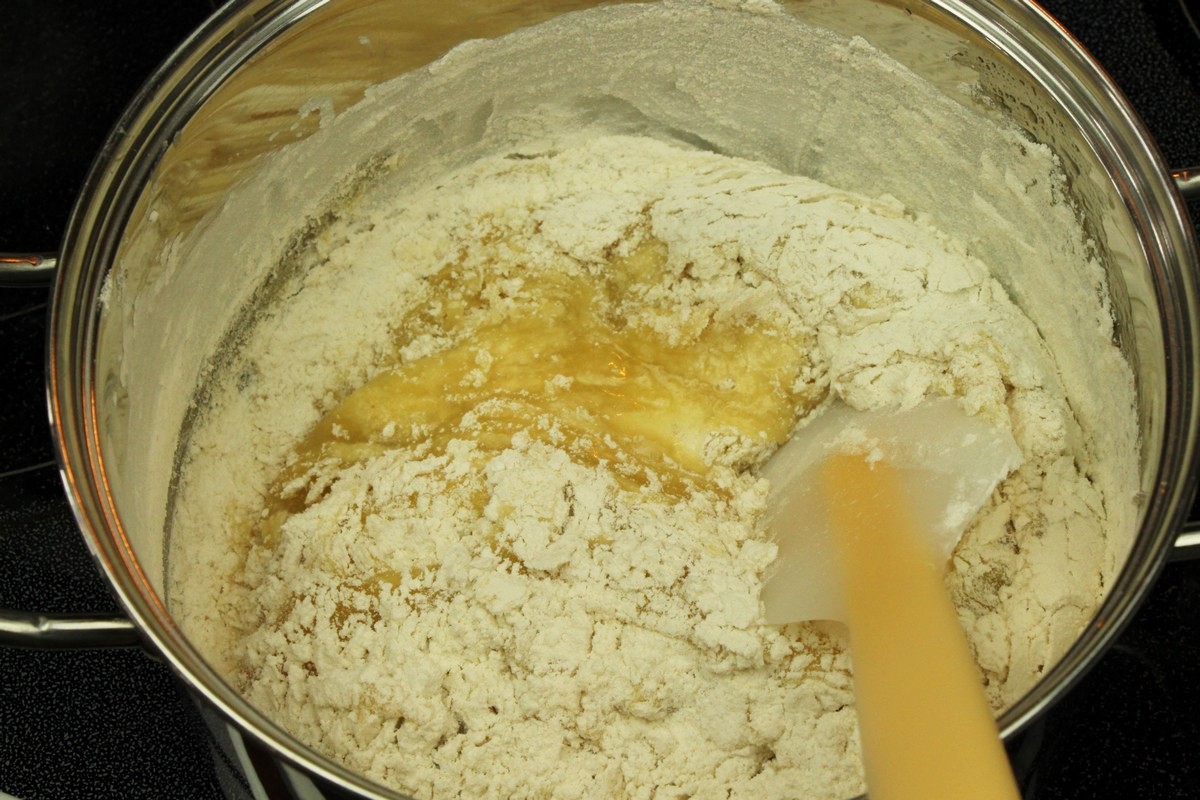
[823,453,1021,800]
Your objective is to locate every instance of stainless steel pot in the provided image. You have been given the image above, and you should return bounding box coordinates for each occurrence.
[3,1,1200,798]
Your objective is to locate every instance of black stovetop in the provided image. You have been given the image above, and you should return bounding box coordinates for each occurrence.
[2,1,1199,798]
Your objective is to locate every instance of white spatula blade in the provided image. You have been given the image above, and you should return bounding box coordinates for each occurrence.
[760,399,1022,625]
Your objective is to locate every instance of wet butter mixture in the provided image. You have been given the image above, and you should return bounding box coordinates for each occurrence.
[265,237,815,530]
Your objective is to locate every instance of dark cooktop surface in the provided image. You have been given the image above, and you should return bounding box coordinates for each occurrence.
[2,1,1199,798]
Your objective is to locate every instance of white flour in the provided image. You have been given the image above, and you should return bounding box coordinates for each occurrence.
[163,3,1138,799]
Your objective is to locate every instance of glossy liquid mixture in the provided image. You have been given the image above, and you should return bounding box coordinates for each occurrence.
[254,237,819,554]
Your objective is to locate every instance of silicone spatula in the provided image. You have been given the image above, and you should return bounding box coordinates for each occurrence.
[761,399,1023,800]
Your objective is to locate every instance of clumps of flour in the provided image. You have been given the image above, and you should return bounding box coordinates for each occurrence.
[239,433,861,798]
[166,131,1128,800]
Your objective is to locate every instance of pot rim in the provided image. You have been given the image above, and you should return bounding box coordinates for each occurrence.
[45,0,1200,797]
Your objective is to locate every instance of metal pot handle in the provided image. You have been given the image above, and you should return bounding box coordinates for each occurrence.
[1176,166,1200,201]
[2,256,140,648]
[1170,522,1200,562]
[0,610,141,649]
[0,253,58,288]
